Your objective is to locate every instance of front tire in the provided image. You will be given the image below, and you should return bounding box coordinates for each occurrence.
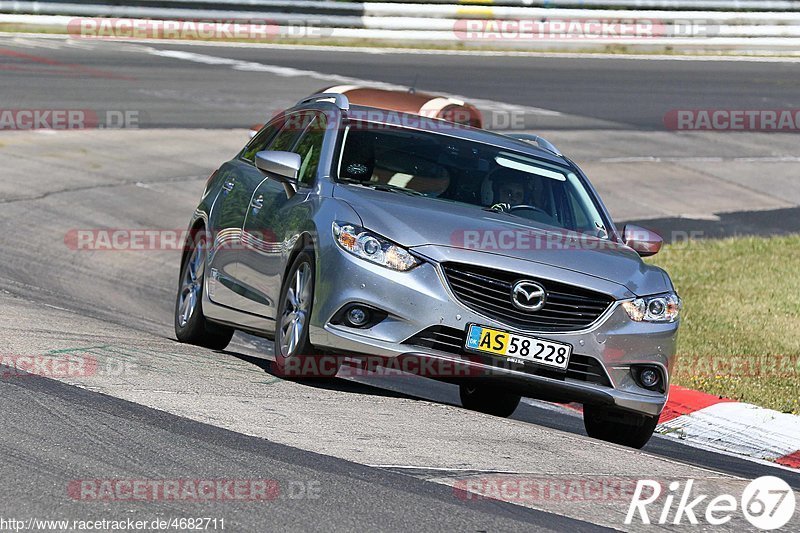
[174,229,233,350]
[459,384,521,418]
[583,405,659,449]
[273,251,339,379]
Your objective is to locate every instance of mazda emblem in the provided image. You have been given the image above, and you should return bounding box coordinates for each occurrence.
[511,280,546,312]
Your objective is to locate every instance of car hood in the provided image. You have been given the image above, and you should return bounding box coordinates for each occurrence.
[333,185,672,296]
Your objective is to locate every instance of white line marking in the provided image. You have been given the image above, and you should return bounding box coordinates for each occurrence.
[143,47,562,117]
[9,36,64,49]
[367,465,735,478]
[368,465,564,473]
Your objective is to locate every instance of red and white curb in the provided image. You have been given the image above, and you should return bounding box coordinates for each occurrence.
[656,386,800,470]
[547,386,800,470]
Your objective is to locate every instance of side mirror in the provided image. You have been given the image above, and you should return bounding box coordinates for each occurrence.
[255,150,301,181]
[623,224,663,257]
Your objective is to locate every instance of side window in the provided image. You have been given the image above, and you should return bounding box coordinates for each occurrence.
[294,114,328,185]
[269,112,312,152]
[241,119,283,162]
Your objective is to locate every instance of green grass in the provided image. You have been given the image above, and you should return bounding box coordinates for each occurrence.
[646,235,800,414]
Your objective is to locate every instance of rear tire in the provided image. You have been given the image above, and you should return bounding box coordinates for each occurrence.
[174,229,234,350]
[583,405,659,449]
[459,384,521,418]
[273,251,340,379]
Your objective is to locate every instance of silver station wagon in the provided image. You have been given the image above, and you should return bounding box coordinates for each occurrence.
[175,93,680,448]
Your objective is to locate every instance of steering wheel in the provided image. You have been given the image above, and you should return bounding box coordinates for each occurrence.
[508,205,549,216]
[505,204,561,225]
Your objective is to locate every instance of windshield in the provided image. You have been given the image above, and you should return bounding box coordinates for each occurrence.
[336,121,610,239]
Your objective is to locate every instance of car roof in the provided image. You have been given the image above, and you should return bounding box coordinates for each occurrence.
[343,103,567,166]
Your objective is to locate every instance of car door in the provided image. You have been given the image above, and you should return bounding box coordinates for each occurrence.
[205,117,284,310]
[236,111,327,319]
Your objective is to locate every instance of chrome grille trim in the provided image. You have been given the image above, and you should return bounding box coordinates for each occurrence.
[441,262,613,332]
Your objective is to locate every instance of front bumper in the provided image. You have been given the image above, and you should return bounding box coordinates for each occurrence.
[309,242,678,417]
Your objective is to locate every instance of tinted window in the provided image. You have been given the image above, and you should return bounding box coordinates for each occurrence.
[269,112,312,152]
[294,114,328,185]
[241,119,282,162]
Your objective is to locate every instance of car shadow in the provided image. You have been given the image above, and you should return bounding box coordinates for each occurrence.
[219,350,426,401]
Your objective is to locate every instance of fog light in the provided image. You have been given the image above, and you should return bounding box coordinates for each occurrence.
[346,306,370,327]
[639,368,660,389]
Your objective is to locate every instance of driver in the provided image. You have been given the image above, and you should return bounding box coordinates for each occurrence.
[489,168,528,207]
[495,178,526,206]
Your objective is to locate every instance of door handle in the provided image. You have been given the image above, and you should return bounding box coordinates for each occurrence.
[251,194,264,211]
[222,177,235,191]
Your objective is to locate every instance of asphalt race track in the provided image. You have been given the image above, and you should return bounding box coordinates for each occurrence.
[0,35,799,531]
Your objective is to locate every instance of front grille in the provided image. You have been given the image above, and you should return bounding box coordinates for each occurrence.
[404,326,611,387]
[440,262,613,332]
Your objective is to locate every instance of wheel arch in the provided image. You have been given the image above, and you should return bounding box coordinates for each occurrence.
[282,231,318,283]
[179,217,209,279]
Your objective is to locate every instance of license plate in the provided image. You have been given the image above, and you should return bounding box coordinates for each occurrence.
[464,324,571,370]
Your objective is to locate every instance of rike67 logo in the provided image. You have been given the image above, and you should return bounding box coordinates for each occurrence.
[626,476,796,530]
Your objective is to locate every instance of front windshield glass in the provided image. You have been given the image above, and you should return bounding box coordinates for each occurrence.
[336,121,610,239]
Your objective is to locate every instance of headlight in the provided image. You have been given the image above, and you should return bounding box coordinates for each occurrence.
[622,292,681,323]
[332,222,419,271]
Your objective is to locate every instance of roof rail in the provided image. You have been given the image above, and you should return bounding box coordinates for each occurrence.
[505,133,562,157]
[295,93,350,111]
